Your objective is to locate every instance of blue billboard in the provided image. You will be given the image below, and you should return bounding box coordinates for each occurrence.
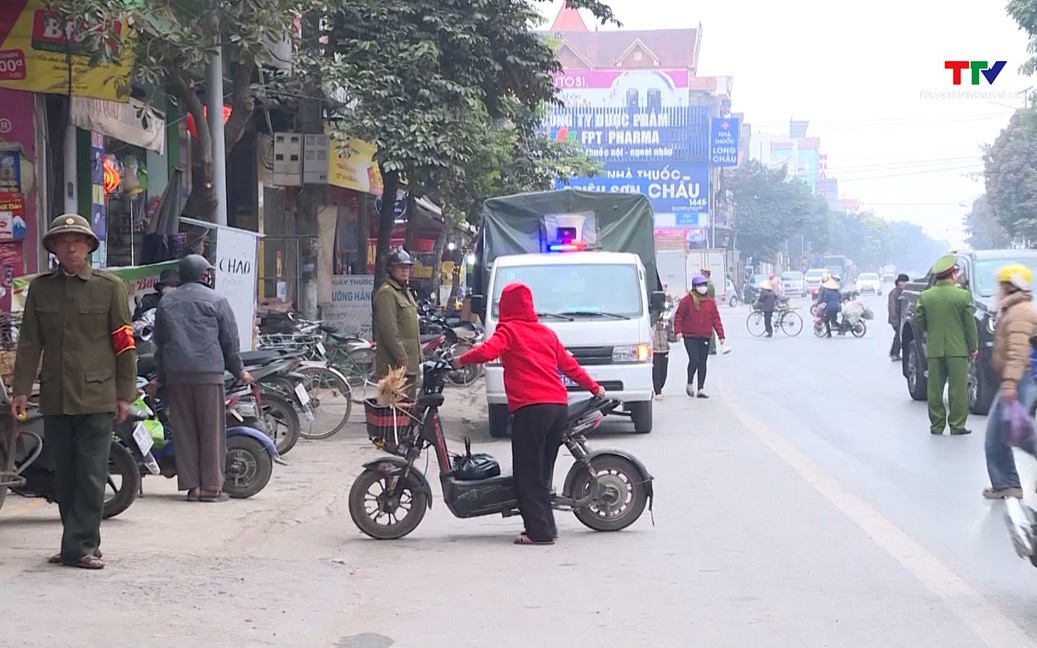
[558,162,710,214]
[545,106,710,162]
[709,117,740,167]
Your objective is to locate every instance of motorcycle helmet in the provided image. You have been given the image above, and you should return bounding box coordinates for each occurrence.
[997,263,1033,291]
[179,254,215,285]
[387,247,414,266]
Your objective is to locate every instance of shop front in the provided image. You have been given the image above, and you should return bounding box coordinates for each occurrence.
[0,89,41,312]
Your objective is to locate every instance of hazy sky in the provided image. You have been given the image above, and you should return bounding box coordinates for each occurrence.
[540,0,1033,248]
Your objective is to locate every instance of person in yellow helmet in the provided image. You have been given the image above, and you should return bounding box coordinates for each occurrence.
[984,263,1037,499]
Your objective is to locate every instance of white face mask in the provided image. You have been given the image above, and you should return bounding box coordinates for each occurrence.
[695,286,708,295]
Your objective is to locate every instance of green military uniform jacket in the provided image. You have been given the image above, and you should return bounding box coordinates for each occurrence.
[706,281,716,299]
[915,279,978,358]
[13,266,137,415]
[373,278,421,377]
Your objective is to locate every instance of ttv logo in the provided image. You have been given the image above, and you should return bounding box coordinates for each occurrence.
[944,60,1006,86]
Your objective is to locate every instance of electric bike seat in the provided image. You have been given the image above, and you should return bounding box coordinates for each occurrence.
[137,354,157,378]
[240,350,288,366]
[419,334,442,344]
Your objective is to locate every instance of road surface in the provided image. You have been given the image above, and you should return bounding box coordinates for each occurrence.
[2,292,1035,647]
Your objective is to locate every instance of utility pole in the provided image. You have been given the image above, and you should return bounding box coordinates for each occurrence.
[295,12,323,319]
[207,41,228,226]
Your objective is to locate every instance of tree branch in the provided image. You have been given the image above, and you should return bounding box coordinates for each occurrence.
[225,60,256,152]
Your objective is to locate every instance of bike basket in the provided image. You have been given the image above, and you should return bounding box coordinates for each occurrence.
[364,398,418,454]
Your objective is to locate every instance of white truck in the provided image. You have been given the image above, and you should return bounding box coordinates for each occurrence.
[470,189,666,437]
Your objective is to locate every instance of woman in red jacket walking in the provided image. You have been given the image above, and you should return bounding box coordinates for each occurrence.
[453,282,605,545]
[674,274,726,398]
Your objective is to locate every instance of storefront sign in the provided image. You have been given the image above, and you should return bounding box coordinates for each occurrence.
[552,69,690,108]
[71,97,165,154]
[327,136,383,196]
[653,228,688,252]
[0,192,26,241]
[544,106,708,162]
[322,275,374,339]
[0,1,135,101]
[215,227,259,351]
[709,117,740,167]
[559,162,710,214]
[0,87,36,308]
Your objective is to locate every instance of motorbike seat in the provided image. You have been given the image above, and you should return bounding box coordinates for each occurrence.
[137,354,157,377]
[420,334,442,344]
[327,330,360,343]
[567,397,605,423]
[241,350,286,366]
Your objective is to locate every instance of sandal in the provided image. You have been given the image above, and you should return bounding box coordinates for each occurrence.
[62,554,105,570]
[199,492,229,503]
[49,549,102,564]
[186,491,200,502]
[514,533,554,546]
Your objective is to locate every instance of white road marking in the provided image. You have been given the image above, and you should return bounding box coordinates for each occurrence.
[717,363,1033,646]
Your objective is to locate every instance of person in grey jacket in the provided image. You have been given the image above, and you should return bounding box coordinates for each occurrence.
[149,254,252,502]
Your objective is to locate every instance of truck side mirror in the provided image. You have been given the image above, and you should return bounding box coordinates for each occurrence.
[470,294,485,315]
[649,291,666,313]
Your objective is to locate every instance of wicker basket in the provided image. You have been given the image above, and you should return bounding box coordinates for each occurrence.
[364,398,418,456]
[0,350,16,393]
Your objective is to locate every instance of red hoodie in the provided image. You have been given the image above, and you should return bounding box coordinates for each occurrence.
[673,293,726,340]
[459,283,600,411]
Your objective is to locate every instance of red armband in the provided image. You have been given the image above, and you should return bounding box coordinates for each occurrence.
[111,324,136,356]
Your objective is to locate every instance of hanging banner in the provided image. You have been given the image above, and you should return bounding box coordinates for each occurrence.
[215,227,259,352]
[326,136,383,196]
[0,0,135,101]
[709,117,740,167]
[70,97,165,154]
[12,260,178,311]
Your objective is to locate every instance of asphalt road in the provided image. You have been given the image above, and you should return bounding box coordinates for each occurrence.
[2,291,1036,647]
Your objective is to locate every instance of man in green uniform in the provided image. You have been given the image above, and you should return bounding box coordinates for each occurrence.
[373,248,421,399]
[701,268,718,354]
[11,214,136,569]
[915,254,978,436]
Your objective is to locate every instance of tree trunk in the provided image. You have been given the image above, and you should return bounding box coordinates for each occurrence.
[446,245,464,313]
[171,73,218,221]
[403,191,417,251]
[372,168,401,335]
[429,227,449,306]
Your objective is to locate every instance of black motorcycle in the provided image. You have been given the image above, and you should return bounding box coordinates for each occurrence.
[347,358,654,540]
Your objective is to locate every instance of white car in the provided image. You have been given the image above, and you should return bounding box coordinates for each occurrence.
[855,272,883,295]
[780,271,806,297]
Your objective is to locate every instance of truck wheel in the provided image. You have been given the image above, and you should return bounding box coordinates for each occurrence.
[969,360,995,415]
[629,401,653,434]
[488,404,511,439]
[906,342,927,401]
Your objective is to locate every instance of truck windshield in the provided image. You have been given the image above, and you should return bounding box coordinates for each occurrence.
[491,264,643,319]
[974,259,1037,297]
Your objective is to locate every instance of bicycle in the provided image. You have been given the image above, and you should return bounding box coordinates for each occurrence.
[746,302,803,337]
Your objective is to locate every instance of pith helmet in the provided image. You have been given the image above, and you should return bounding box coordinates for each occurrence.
[931,254,956,278]
[43,213,99,253]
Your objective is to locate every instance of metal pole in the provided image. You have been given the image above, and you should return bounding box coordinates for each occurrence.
[207,43,228,226]
[63,122,78,214]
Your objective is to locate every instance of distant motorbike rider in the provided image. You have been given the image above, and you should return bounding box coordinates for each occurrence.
[983,264,1037,499]
[134,269,180,320]
[887,273,909,361]
[818,276,841,337]
[757,280,778,337]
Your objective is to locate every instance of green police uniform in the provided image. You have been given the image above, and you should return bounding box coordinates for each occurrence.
[915,254,977,434]
[12,214,137,564]
[373,277,422,399]
[703,274,717,354]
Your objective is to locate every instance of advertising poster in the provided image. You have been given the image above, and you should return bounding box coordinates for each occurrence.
[551,69,689,108]
[0,191,27,241]
[709,117,740,167]
[0,1,134,101]
[326,135,383,197]
[13,260,178,312]
[215,226,259,352]
[322,275,374,340]
[558,161,710,215]
[0,87,35,310]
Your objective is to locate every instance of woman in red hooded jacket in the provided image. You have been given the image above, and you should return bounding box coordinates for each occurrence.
[453,282,605,545]
[674,274,726,398]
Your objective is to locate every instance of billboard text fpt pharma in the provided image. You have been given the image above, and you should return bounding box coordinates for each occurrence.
[944,60,1006,85]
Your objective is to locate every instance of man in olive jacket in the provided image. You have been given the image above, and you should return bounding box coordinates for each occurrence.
[915,255,978,436]
[12,214,136,570]
[887,273,909,361]
[373,248,421,398]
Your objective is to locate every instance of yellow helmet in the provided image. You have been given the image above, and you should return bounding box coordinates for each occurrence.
[996,264,1033,291]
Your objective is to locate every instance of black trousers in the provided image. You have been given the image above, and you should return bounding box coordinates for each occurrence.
[45,414,112,561]
[683,336,710,389]
[763,311,774,335]
[825,311,838,336]
[890,326,901,357]
[652,352,669,395]
[511,403,567,542]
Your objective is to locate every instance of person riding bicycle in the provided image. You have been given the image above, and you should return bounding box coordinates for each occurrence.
[757,280,778,337]
[452,282,604,546]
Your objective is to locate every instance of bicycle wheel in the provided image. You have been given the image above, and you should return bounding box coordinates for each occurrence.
[297,365,353,440]
[780,311,803,337]
[746,311,767,337]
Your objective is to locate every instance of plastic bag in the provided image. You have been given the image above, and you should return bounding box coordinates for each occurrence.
[1002,399,1036,448]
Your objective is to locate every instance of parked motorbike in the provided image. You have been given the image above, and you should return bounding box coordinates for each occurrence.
[347,357,654,540]
[118,378,283,499]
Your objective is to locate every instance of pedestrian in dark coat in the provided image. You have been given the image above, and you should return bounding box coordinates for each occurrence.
[373,248,421,399]
[757,280,778,337]
[651,313,671,398]
[887,273,909,360]
[819,278,841,337]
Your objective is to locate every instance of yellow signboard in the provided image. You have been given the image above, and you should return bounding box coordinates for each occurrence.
[327,135,384,197]
[0,0,135,101]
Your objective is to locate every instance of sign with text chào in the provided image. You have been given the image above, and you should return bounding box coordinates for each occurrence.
[709,117,740,167]
[544,106,709,162]
[558,162,710,215]
[323,275,375,340]
[215,227,260,351]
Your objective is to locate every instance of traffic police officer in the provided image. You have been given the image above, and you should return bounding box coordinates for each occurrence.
[373,248,421,399]
[915,254,978,436]
[11,214,137,570]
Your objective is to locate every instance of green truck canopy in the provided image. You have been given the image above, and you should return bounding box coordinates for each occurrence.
[475,188,660,296]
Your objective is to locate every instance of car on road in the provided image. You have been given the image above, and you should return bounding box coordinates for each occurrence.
[897,249,1037,416]
[804,268,825,292]
[855,272,883,295]
[780,270,806,297]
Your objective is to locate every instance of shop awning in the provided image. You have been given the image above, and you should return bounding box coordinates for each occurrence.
[71,97,166,154]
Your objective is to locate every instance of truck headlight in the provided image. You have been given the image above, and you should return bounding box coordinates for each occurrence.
[613,344,651,363]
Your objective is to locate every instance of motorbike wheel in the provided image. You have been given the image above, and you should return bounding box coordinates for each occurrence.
[103,440,140,519]
[569,455,649,532]
[296,365,352,440]
[348,468,429,540]
[223,436,273,499]
[259,392,300,455]
[812,321,826,338]
[851,321,867,338]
